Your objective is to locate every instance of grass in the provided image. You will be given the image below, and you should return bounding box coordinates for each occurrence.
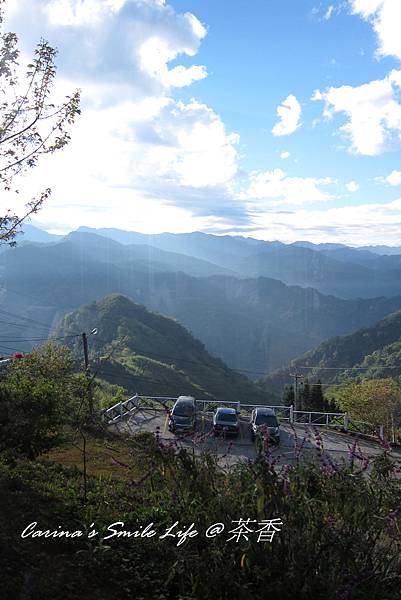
[43,428,137,481]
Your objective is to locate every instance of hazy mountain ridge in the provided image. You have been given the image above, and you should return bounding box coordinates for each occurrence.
[54,294,273,402]
[21,225,401,298]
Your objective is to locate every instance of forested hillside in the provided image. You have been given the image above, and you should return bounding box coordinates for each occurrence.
[263,310,401,393]
[54,294,272,402]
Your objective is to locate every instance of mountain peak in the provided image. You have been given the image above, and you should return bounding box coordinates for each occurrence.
[55,294,273,403]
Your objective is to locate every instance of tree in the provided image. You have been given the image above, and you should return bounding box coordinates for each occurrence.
[332,378,401,440]
[310,379,325,411]
[299,378,310,411]
[0,342,83,457]
[0,1,80,245]
[282,384,294,407]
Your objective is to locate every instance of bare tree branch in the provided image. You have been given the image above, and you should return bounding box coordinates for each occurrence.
[0,3,81,245]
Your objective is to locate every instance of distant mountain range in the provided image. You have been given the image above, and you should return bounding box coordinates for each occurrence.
[20,224,401,298]
[18,224,63,244]
[3,230,401,380]
[54,294,273,402]
[262,310,401,394]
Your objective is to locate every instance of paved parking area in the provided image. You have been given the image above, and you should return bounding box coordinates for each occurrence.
[111,405,401,469]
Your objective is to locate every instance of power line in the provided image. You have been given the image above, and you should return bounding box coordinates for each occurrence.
[95,365,210,393]
[1,286,60,307]
[89,339,272,378]
[0,343,27,353]
[0,307,54,332]
[0,318,61,334]
[3,318,401,383]
[296,365,401,371]
[95,343,401,377]
[0,333,81,343]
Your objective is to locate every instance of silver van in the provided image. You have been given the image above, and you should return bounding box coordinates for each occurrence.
[250,407,280,444]
[168,396,196,433]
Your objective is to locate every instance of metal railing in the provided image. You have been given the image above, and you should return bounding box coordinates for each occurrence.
[292,410,347,428]
[240,404,291,420]
[240,405,349,430]
[196,399,241,414]
[102,394,140,422]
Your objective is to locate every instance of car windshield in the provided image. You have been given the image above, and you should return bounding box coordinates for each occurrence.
[255,415,279,427]
[217,412,237,422]
[173,404,193,417]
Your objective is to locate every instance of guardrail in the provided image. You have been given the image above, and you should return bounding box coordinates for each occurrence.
[196,399,240,413]
[293,410,347,428]
[240,405,349,429]
[102,394,140,422]
[239,404,291,420]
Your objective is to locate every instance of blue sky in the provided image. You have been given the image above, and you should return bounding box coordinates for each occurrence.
[4,0,401,244]
[171,0,400,182]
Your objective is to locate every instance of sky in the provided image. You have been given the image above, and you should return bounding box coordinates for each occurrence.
[3,0,401,245]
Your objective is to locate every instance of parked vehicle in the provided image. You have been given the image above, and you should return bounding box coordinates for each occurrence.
[250,407,280,444]
[213,407,240,437]
[168,396,196,433]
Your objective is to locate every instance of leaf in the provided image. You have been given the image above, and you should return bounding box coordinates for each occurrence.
[255,478,266,518]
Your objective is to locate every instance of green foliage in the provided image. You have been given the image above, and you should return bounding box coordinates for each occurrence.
[310,379,324,410]
[299,378,310,410]
[94,378,127,410]
[329,378,401,439]
[282,384,294,406]
[0,342,84,457]
[0,431,401,599]
[297,379,334,413]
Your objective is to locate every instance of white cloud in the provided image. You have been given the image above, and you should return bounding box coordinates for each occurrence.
[5,0,208,100]
[3,0,245,230]
[313,70,401,155]
[346,180,359,192]
[280,151,291,159]
[11,94,241,228]
[272,94,302,137]
[236,196,401,246]
[376,169,401,185]
[244,169,335,205]
[324,5,335,20]
[139,36,207,89]
[351,0,401,62]
[385,170,401,185]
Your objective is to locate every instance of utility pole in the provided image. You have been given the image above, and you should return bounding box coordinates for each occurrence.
[290,372,303,417]
[82,331,94,418]
[82,332,89,370]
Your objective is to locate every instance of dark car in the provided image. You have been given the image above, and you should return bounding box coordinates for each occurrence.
[213,407,240,437]
[168,396,196,433]
[250,408,280,444]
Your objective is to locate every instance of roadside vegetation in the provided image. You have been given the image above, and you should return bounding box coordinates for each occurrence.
[1,343,401,600]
